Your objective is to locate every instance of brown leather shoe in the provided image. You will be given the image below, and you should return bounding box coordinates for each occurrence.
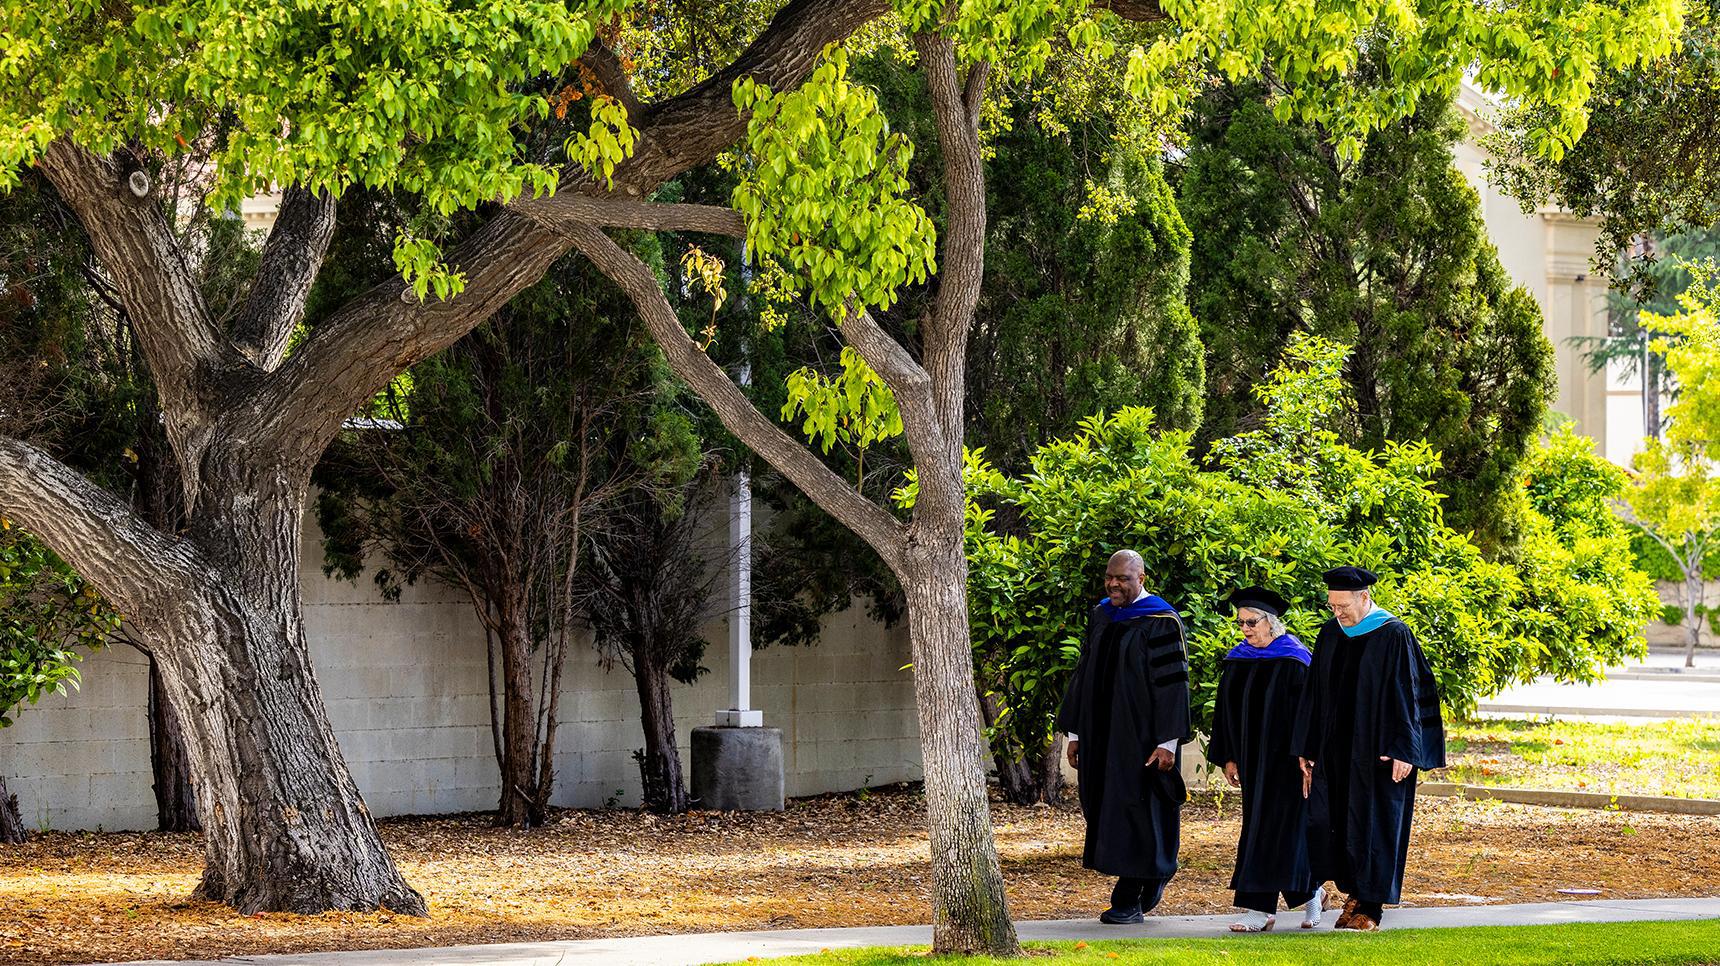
[1345,912,1380,932]
[1333,896,1360,930]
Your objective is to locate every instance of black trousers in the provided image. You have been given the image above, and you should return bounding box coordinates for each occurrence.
[1233,888,1317,915]
[1110,877,1168,913]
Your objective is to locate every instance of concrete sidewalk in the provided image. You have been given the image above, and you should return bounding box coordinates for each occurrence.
[1477,649,1720,721]
[109,897,1720,966]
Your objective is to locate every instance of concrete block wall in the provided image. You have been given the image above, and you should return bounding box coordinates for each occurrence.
[1644,579,1720,650]
[0,643,156,832]
[0,522,921,832]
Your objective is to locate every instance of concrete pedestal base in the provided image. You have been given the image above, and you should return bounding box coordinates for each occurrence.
[692,726,785,811]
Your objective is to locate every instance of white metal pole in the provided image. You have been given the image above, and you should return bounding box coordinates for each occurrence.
[718,246,761,727]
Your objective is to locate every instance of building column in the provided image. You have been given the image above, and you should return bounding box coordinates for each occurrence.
[1542,214,1612,455]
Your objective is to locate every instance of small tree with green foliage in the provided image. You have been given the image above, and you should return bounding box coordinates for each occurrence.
[578,479,727,815]
[316,267,701,827]
[1622,263,1720,666]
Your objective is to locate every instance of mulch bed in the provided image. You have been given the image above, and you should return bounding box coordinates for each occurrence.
[3,785,1716,965]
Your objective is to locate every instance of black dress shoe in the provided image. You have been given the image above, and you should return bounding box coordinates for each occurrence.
[1099,906,1145,924]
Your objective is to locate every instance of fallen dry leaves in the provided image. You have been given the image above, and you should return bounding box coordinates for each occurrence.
[2,786,1716,965]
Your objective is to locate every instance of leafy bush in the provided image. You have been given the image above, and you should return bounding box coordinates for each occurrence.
[1,524,117,727]
[965,335,1658,759]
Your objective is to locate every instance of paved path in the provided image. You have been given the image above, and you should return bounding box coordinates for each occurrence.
[109,897,1720,966]
[1478,649,1720,720]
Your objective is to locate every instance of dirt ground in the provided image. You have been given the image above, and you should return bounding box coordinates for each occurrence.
[2,786,1716,965]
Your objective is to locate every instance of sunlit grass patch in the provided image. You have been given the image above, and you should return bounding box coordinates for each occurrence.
[1443,718,1720,799]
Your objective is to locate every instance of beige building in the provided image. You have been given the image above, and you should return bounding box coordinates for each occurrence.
[1452,83,1647,468]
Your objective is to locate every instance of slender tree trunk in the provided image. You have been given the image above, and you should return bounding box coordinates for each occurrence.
[1645,348,1662,441]
[0,773,25,844]
[531,623,571,826]
[632,639,687,814]
[1687,563,1703,669]
[1031,734,1066,806]
[900,526,1018,956]
[137,468,424,914]
[146,657,200,832]
[980,690,1064,806]
[495,582,539,828]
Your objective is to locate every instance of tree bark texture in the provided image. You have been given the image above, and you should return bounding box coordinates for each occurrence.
[495,577,541,828]
[901,533,1019,954]
[166,463,425,914]
[632,641,688,815]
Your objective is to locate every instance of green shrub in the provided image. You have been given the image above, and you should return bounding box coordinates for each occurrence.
[964,335,1658,757]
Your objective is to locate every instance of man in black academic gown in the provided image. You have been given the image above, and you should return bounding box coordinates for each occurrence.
[1058,549,1193,924]
[1294,566,1445,931]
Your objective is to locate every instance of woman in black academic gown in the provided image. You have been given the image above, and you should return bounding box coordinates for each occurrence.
[1206,586,1323,932]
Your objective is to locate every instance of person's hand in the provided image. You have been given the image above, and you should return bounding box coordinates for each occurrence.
[1380,756,1412,782]
[1066,739,1079,770]
[1148,747,1175,771]
[1299,757,1315,799]
[1223,761,1241,788]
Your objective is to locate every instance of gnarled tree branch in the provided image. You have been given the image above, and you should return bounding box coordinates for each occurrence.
[258,0,891,470]
[838,305,931,404]
[232,185,338,371]
[257,211,569,468]
[561,222,910,570]
[580,39,646,121]
[513,196,746,236]
[35,139,243,502]
[0,436,211,634]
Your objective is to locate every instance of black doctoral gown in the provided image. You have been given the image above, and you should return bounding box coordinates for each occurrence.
[1206,653,1314,895]
[1292,616,1445,904]
[1057,604,1193,880]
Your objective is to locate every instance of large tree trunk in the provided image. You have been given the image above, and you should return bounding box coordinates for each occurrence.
[901,528,1019,956]
[494,579,539,828]
[0,773,25,844]
[146,657,200,832]
[633,640,687,815]
[137,468,424,914]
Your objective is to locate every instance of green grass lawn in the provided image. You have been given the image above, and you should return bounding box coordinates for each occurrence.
[714,920,1720,965]
[1442,718,1720,799]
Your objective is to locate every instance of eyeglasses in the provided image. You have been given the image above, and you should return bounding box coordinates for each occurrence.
[1236,617,1267,629]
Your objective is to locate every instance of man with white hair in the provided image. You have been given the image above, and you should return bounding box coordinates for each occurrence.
[1294,566,1445,931]
[1058,549,1192,924]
